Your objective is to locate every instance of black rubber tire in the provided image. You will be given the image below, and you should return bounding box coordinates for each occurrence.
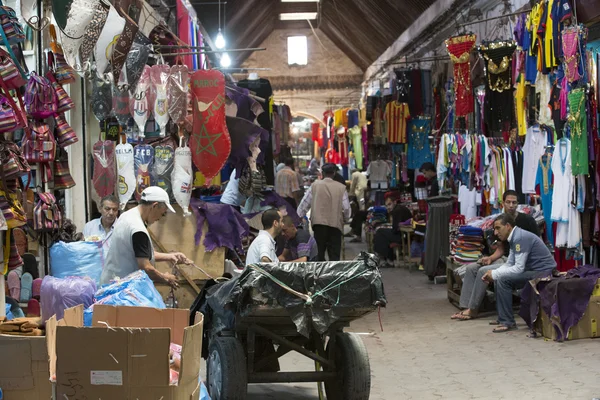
[206,336,248,400]
[324,332,371,400]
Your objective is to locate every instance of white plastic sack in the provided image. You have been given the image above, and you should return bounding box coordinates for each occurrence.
[116,142,135,209]
[171,142,193,216]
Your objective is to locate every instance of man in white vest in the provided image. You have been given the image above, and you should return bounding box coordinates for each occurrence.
[100,187,191,286]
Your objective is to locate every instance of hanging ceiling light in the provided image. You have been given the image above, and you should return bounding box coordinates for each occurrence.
[220,53,231,68]
[214,0,226,49]
[215,29,226,49]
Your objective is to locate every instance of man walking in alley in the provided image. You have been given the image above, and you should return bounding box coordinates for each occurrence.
[297,163,351,261]
[275,157,302,209]
[482,213,555,332]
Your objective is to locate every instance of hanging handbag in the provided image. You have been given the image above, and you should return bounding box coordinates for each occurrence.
[24,72,57,119]
[46,69,74,114]
[0,0,25,44]
[0,74,26,133]
[33,192,62,232]
[48,30,76,85]
[54,113,78,148]
[22,120,55,163]
[53,147,75,189]
[0,0,27,80]
[0,47,26,89]
[0,177,27,229]
[0,139,30,180]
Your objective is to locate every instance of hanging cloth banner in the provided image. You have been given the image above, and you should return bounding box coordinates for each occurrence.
[189,70,231,182]
[153,144,175,200]
[134,143,154,200]
[92,137,116,198]
[445,34,476,117]
[115,142,135,208]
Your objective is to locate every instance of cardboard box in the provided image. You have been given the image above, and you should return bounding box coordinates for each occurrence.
[537,280,600,341]
[0,335,52,400]
[46,305,203,400]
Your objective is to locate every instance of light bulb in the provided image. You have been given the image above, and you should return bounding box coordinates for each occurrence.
[220,53,231,68]
[215,30,226,49]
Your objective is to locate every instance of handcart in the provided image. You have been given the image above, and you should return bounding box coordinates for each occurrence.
[196,253,386,400]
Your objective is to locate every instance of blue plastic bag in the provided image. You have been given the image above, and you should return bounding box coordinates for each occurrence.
[84,270,166,326]
[50,241,104,285]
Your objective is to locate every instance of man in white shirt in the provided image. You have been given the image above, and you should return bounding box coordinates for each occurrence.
[100,187,191,286]
[83,195,119,258]
[245,209,282,266]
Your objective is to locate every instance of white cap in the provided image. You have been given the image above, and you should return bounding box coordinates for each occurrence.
[141,187,175,213]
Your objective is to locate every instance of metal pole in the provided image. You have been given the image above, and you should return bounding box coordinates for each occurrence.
[190,1,227,4]
[158,48,266,56]
[458,9,531,28]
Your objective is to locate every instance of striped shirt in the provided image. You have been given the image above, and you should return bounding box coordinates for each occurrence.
[385,101,410,143]
[275,167,300,198]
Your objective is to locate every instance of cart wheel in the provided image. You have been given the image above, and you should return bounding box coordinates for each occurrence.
[324,332,371,400]
[207,336,248,400]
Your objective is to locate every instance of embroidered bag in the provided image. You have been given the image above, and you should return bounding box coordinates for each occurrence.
[22,120,55,163]
[24,72,57,119]
[33,192,62,231]
[46,70,74,114]
[54,113,78,148]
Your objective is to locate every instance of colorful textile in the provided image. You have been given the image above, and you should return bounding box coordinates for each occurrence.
[445,34,477,116]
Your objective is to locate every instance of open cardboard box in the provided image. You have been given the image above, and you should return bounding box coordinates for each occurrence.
[46,305,203,400]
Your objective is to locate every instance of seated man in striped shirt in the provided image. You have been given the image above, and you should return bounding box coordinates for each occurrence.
[278,215,318,262]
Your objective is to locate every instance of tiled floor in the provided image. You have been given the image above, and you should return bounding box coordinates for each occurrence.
[245,237,600,399]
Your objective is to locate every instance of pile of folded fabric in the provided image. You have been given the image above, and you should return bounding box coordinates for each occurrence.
[451,225,485,264]
[0,316,44,336]
[365,206,388,234]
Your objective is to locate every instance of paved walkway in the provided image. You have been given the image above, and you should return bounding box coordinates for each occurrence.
[246,237,600,399]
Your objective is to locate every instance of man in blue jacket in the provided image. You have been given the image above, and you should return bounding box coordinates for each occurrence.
[482,213,556,333]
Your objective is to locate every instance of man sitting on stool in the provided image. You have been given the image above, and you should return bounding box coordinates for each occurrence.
[482,213,555,333]
[451,190,540,321]
[373,192,412,268]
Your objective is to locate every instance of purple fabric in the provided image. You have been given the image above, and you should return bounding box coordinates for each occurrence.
[242,191,301,227]
[226,87,257,123]
[520,265,600,341]
[225,116,270,179]
[190,198,250,251]
[261,191,300,226]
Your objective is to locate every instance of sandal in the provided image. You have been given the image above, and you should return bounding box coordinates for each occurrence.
[451,311,465,319]
[489,320,500,325]
[492,325,517,333]
[456,314,474,321]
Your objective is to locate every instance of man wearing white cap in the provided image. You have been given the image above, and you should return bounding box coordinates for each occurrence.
[100,187,191,286]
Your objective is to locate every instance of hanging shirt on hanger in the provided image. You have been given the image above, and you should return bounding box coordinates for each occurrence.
[522,125,547,194]
[458,184,482,219]
[385,101,410,143]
